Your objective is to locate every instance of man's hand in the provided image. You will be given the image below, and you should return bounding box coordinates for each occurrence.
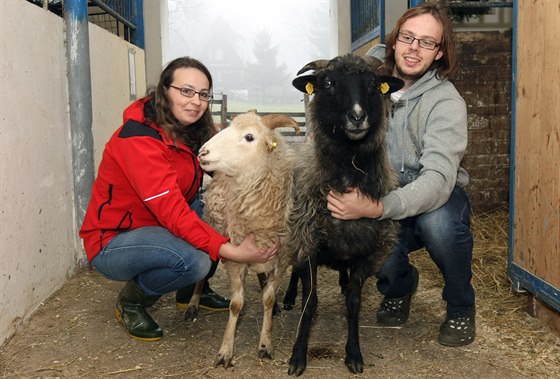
[327,187,383,220]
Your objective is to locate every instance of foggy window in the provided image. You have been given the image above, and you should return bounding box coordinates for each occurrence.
[166,0,330,112]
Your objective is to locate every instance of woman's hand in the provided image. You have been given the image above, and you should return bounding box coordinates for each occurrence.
[327,187,383,220]
[218,233,279,263]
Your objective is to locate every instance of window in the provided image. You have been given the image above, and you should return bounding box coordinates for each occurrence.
[351,0,382,50]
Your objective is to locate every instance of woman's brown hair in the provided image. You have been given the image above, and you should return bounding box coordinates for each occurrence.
[384,3,458,80]
[144,57,216,154]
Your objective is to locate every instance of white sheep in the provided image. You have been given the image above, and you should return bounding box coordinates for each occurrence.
[192,111,295,368]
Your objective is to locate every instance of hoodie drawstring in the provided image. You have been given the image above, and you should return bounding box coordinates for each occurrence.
[400,93,410,174]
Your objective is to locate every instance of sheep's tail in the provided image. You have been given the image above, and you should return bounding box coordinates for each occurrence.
[261,114,301,135]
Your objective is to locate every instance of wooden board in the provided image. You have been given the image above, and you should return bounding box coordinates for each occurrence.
[513,1,560,288]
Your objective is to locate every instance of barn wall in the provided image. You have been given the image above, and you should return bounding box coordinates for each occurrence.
[512,1,559,293]
[0,0,146,346]
[0,0,76,347]
[454,30,513,213]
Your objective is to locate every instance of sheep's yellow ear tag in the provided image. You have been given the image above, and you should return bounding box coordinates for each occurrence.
[305,82,314,95]
[267,140,278,152]
[380,82,390,94]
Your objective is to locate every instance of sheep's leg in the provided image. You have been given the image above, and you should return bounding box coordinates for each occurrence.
[338,269,349,295]
[287,257,318,377]
[282,268,301,310]
[258,271,280,359]
[184,280,205,321]
[257,272,281,316]
[214,263,247,368]
[343,266,370,374]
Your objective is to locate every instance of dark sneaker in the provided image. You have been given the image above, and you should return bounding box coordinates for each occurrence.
[438,308,475,347]
[376,265,419,326]
[176,287,230,312]
[198,289,230,311]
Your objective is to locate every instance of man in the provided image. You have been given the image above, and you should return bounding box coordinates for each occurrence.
[327,3,475,347]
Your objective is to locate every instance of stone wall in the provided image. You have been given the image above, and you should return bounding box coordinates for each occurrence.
[453,30,512,212]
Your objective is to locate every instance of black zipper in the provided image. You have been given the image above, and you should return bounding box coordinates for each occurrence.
[184,154,199,201]
[97,184,113,220]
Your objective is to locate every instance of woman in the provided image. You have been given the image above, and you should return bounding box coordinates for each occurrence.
[79,57,277,341]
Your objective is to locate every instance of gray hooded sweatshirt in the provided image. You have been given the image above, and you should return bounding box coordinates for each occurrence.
[367,44,469,220]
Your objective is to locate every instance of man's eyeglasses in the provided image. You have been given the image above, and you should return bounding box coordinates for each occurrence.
[168,85,213,101]
[397,32,440,50]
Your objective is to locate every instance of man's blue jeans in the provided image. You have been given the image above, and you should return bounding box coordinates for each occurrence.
[91,198,212,297]
[376,187,475,317]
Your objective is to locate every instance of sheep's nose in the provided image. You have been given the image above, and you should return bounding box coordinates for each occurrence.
[347,110,366,125]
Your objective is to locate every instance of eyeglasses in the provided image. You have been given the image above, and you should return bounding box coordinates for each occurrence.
[168,85,213,101]
[397,32,440,50]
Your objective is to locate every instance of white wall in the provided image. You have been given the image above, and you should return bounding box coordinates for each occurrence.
[89,24,146,168]
[0,0,76,346]
[331,0,351,56]
[385,0,408,36]
[0,0,146,345]
[143,0,165,88]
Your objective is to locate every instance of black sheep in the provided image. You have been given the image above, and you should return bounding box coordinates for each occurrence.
[286,54,403,376]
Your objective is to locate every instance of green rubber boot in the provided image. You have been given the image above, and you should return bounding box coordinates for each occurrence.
[114,281,163,341]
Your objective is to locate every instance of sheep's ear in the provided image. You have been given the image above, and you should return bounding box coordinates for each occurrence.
[292,75,316,94]
[377,75,405,95]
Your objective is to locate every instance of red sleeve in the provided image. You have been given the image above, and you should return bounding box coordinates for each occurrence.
[117,136,228,261]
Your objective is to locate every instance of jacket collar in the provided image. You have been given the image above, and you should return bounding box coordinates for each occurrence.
[122,97,193,153]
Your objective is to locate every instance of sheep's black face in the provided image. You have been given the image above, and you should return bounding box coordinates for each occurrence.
[314,70,385,143]
[293,54,404,145]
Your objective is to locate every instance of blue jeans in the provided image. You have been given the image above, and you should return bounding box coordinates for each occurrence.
[91,198,212,297]
[376,187,475,317]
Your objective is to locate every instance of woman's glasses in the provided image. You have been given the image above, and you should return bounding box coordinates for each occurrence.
[168,85,213,101]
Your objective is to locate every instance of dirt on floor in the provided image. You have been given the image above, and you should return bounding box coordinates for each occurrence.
[1,211,560,379]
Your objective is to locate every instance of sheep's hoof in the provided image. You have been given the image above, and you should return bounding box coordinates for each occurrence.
[214,353,233,369]
[184,306,199,322]
[282,294,296,310]
[287,354,307,376]
[282,301,295,311]
[345,356,364,374]
[272,301,282,316]
[258,346,273,360]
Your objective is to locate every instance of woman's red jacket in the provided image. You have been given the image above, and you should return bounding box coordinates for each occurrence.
[79,98,228,262]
